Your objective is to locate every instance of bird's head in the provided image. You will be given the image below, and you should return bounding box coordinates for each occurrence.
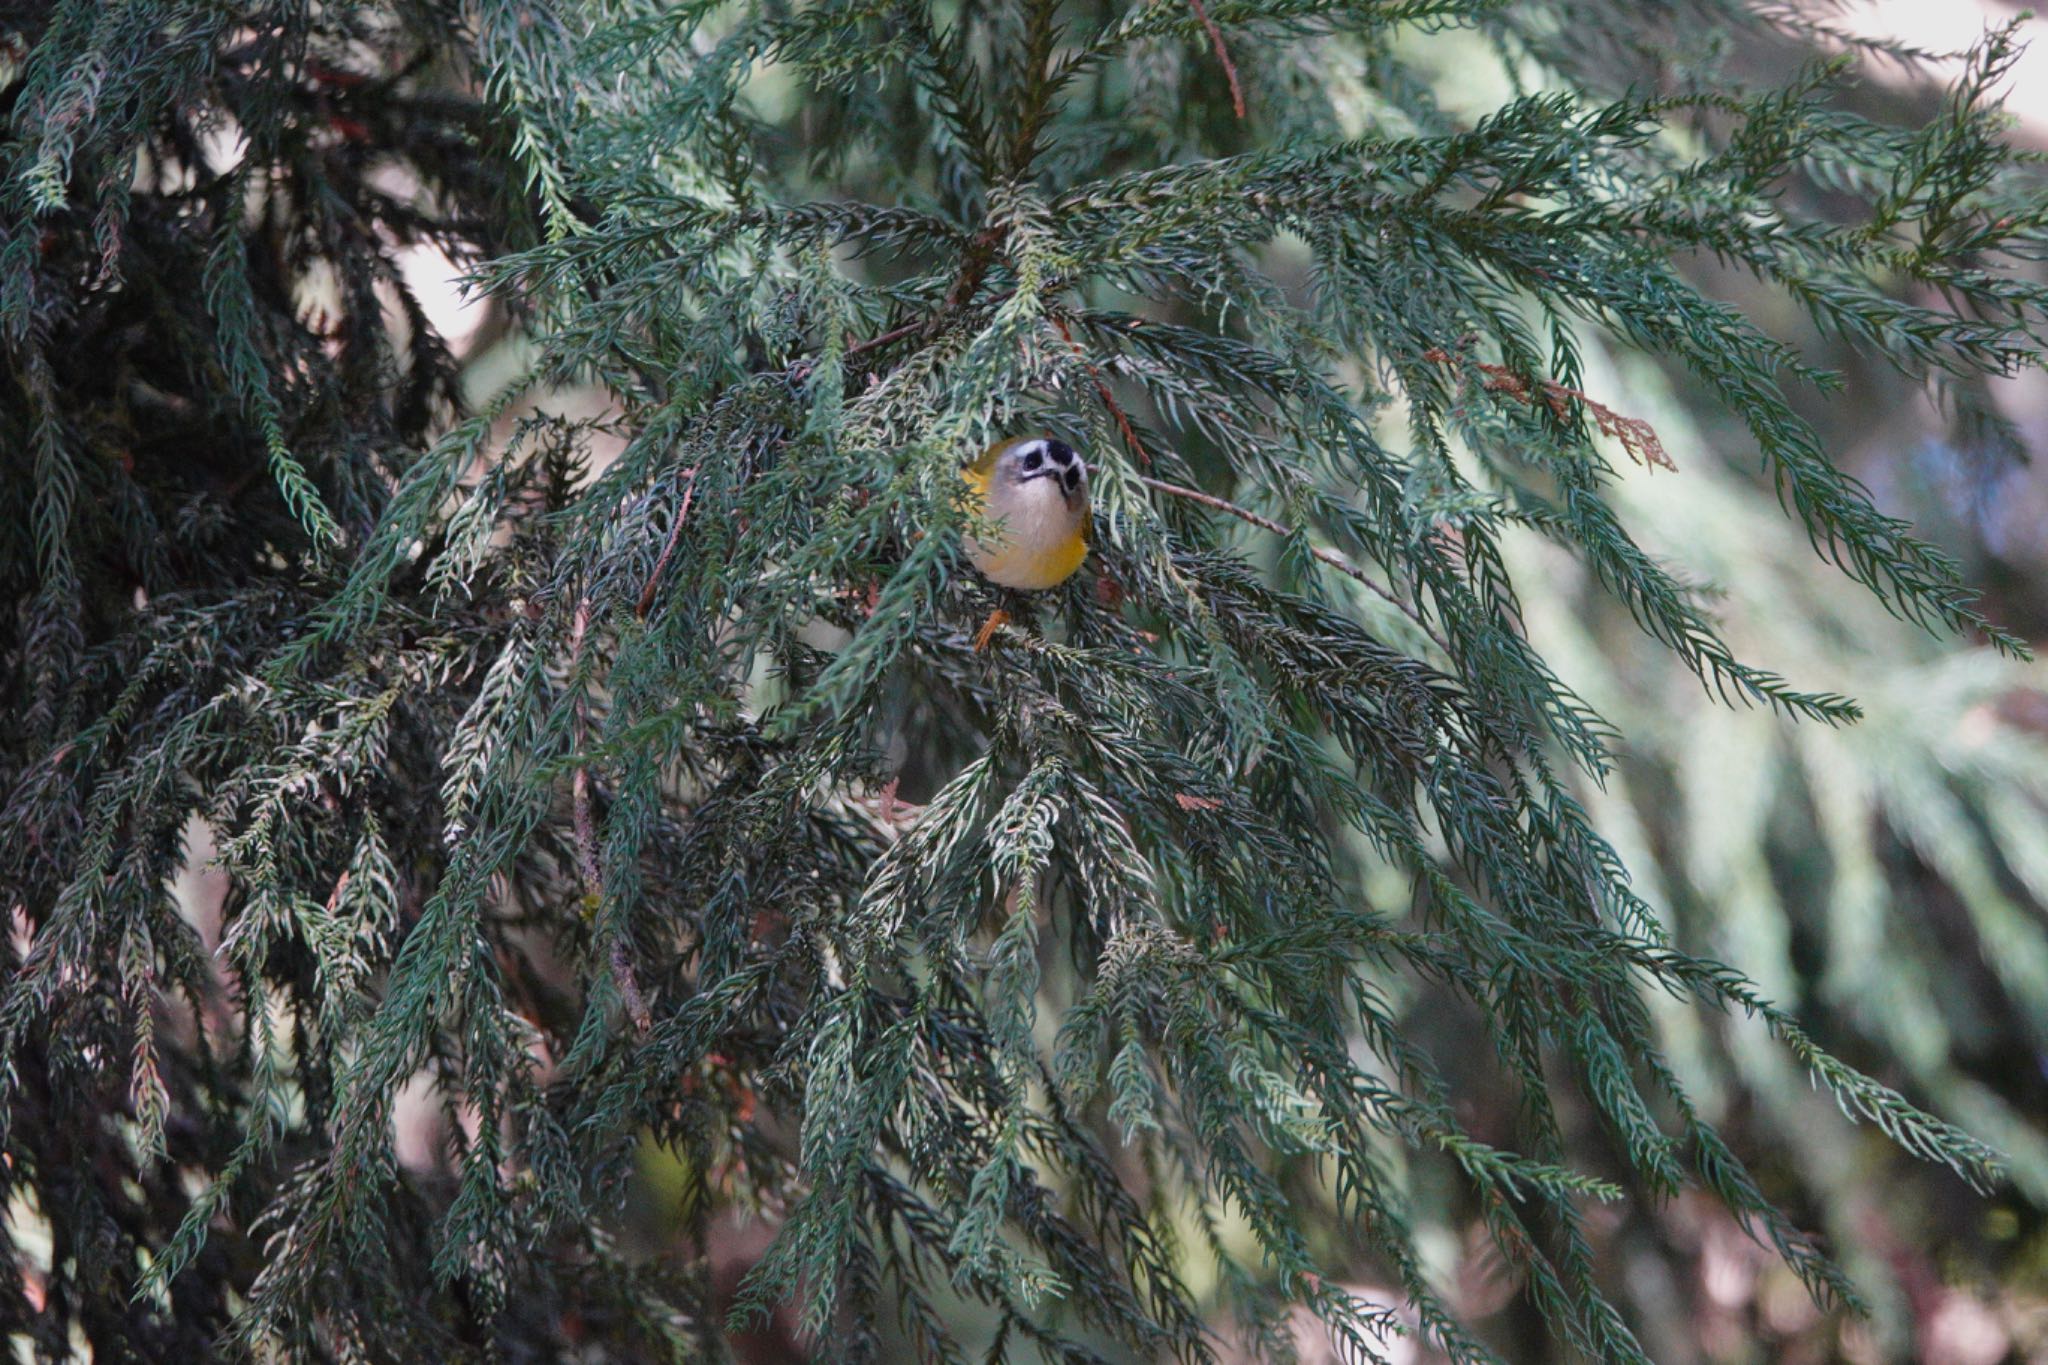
[992,437,1086,511]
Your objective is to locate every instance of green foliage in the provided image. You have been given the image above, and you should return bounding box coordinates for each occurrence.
[1497,354,2048,1352]
[2,0,2044,1360]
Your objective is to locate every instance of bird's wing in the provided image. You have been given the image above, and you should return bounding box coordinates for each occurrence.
[960,463,989,513]
[962,439,1005,504]
[969,438,1015,476]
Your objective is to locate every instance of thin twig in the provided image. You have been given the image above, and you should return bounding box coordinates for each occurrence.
[1138,475,1453,656]
[786,282,1018,385]
[566,598,653,1035]
[1424,344,1676,472]
[635,466,699,620]
[1186,0,1246,120]
[785,319,933,387]
[1051,314,1151,467]
[847,319,929,361]
[942,224,1006,310]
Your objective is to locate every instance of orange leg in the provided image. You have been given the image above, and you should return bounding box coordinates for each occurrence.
[973,608,1010,652]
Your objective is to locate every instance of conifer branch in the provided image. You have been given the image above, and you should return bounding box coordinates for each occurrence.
[1138,475,1454,655]
[1052,313,1152,466]
[568,598,652,1035]
[1426,343,1678,472]
[635,466,699,620]
[1186,0,1248,121]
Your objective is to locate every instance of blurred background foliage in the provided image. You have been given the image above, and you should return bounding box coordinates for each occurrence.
[1356,9,2048,1361]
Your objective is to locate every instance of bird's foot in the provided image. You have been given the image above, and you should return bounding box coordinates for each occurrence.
[973,609,1010,652]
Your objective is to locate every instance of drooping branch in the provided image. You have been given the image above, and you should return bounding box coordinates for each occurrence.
[1138,475,1453,656]
[567,597,652,1035]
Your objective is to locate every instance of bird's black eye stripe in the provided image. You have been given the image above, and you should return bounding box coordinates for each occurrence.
[1062,467,1080,492]
[1047,440,1075,466]
[1020,446,1043,471]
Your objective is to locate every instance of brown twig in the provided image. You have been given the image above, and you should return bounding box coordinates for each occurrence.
[1423,346,1676,473]
[1051,313,1151,467]
[566,598,653,1035]
[785,244,1016,386]
[1186,0,1246,121]
[943,224,1007,311]
[843,318,930,363]
[1138,475,1453,657]
[635,466,699,620]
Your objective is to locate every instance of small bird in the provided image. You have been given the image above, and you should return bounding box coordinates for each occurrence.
[961,436,1090,591]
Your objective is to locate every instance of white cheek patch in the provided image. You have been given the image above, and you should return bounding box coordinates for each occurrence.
[1005,439,1086,498]
[1039,441,1084,494]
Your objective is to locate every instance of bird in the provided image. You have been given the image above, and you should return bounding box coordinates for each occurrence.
[961,436,1091,590]
[960,436,1091,649]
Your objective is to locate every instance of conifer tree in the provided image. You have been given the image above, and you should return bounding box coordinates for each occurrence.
[3,1,2045,1359]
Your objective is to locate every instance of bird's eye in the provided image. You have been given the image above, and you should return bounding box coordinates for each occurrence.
[1062,467,1081,493]
[1047,441,1074,466]
[1020,447,1043,471]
